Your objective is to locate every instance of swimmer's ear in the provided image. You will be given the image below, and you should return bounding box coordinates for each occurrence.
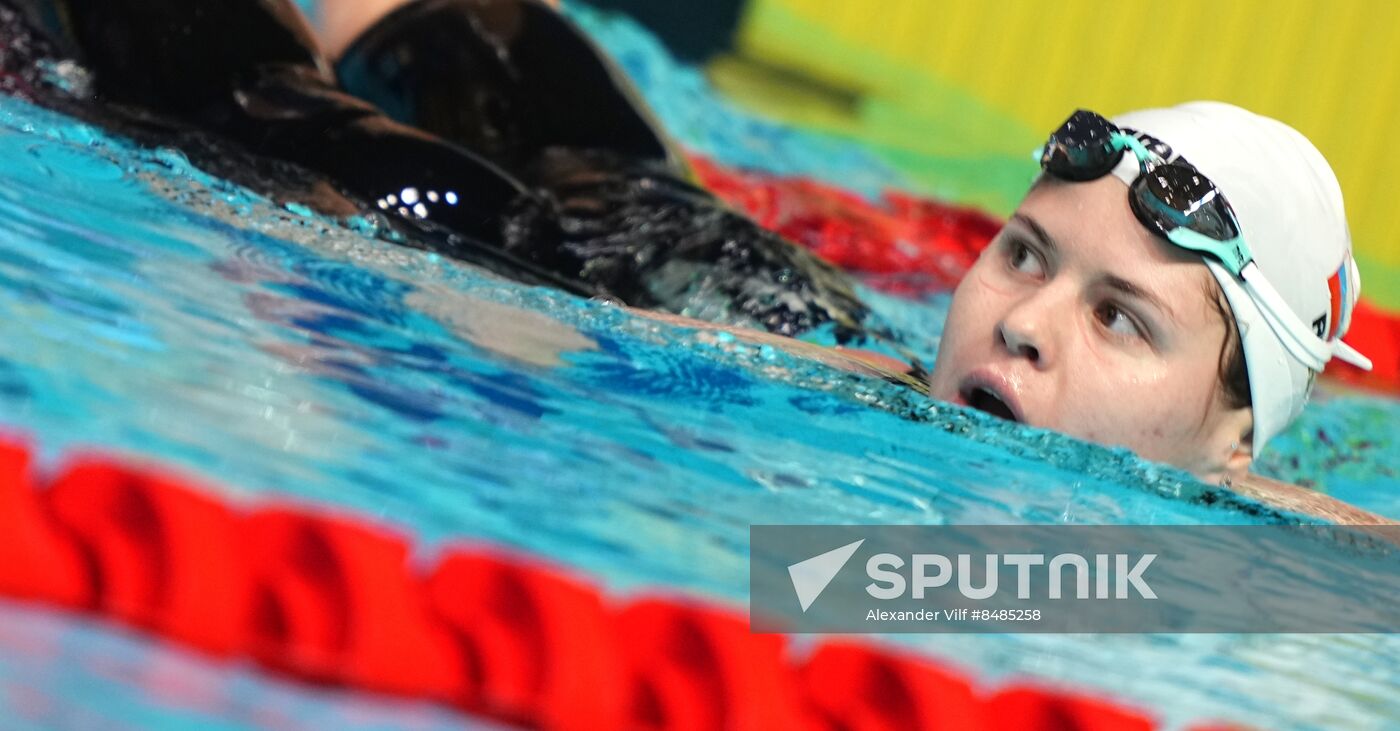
[1202,405,1253,486]
[1223,430,1254,484]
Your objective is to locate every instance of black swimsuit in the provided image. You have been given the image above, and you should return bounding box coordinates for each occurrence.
[2,0,920,367]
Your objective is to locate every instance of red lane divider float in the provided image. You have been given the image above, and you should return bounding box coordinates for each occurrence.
[689,156,1002,296]
[690,155,1400,395]
[0,436,1248,730]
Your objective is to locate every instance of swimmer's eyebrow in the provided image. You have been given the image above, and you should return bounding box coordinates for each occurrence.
[1102,274,1176,321]
[1011,213,1175,321]
[1010,213,1057,255]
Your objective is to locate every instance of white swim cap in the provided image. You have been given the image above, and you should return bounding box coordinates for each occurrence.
[1107,101,1369,456]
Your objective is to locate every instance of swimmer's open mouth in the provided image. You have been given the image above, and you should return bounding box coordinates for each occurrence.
[960,384,1021,423]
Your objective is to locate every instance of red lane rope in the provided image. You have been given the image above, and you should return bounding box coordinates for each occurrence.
[690,156,1400,394]
[690,157,1002,296]
[0,436,1246,730]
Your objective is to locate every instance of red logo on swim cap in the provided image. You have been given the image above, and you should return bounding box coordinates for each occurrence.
[1324,263,1347,341]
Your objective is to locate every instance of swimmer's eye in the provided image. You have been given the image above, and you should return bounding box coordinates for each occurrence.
[1095,301,1147,340]
[1004,238,1046,278]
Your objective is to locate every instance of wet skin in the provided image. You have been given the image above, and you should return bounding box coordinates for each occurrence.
[927,175,1255,483]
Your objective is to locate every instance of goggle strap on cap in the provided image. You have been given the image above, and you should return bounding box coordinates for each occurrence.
[1332,339,1373,371]
[1239,263,1373,371]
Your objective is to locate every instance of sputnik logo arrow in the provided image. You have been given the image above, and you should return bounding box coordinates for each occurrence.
[787,539,864,612]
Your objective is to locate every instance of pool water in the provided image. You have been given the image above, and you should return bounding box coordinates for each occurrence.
[0,5,1396,731]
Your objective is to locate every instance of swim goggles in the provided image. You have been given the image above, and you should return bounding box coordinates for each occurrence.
[1035,110,1371,372]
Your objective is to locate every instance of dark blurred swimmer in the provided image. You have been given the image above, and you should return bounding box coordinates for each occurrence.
[3,0,916,362]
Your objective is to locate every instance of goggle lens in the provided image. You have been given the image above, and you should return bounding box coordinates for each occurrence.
[1040,110,1123,181]
[1133,165,1241,243]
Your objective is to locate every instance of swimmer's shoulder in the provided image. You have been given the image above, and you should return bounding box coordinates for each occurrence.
[1232,473,1398,526]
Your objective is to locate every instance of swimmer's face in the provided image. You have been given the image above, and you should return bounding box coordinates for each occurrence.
[928,176,1254,481]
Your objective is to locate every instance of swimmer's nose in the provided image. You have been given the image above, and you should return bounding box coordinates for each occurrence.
[998,298,1053,368]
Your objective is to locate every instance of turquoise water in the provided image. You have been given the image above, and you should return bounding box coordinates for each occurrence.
[0,6,1397,731]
